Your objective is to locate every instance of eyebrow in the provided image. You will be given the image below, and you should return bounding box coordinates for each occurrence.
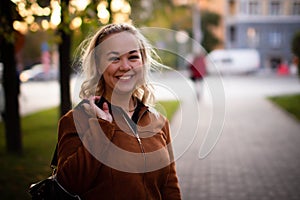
[106,49,139,56]
[129,50,138,54]
[106,51,119,56]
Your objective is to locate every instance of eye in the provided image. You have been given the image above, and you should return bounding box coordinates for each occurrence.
[108,57,120,62]
[129,55,140,60]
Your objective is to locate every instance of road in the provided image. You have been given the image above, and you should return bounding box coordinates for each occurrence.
[18,72,300,116]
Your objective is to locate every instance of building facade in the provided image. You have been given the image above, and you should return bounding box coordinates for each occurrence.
[224,0,300,69]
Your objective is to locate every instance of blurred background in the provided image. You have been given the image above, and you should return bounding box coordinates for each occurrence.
[1,0,300,199]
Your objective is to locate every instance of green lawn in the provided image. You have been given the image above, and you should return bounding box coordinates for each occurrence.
[0,107,59,200]
[155,100,180,121]
[268,93,300,121]
[0,100,179,200]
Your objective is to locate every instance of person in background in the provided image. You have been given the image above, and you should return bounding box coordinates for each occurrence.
[189,52,206,100]
[56,23,182,200]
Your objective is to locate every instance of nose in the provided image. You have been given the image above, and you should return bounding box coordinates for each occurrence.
[119,58,132,71]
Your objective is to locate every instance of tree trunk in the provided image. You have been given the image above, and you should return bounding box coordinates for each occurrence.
[2,41,22,154]
[58,31,72,117]
[58,0,72,117]
[0,0,22,154]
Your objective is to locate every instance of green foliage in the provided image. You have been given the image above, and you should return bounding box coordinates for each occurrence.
[131,0,192,30]
[37,0,50,8]
[0,1,22,44]
[269,94,300,121]
[130,1,222,62]
[201,10,221,53]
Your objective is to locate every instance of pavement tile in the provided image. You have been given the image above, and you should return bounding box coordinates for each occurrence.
[173,75,300,200]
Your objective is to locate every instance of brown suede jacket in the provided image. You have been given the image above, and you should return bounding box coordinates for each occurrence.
[56,99,182,200]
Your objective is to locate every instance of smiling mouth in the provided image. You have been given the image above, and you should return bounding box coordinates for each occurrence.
[117,75,134,80]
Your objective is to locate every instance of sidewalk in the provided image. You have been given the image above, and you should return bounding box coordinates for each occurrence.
[171,75,300,200]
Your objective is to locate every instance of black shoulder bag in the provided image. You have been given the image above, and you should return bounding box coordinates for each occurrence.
[28,145,81,200]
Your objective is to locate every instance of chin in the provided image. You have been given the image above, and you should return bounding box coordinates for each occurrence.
[113,86,135,95]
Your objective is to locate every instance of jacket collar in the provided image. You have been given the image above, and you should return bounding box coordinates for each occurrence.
[95,96,149,124]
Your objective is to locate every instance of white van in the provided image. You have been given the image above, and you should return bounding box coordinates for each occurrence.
[205,49,260,75]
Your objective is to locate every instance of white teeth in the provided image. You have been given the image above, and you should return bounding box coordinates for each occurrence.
[119,76,131,80]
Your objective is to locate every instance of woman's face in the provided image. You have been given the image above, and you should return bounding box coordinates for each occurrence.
[97,31,144,96]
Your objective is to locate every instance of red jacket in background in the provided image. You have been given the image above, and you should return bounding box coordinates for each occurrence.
[189,55,206,80]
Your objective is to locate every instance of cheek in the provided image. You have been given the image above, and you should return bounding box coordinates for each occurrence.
[135,59,143,68]
[100,62,116,76]
[98,56,114,74]
[133,60,144,72]
[135,66,146,83]
[103,68,114,82]
[101,69,114,87]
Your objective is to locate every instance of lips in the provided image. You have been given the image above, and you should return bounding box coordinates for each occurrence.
[116,74,134,80]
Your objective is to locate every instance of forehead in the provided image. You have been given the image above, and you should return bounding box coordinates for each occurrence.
[96,32,140,56]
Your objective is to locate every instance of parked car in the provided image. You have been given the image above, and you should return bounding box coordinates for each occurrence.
[19,64,58,82]
[205,49,260,75]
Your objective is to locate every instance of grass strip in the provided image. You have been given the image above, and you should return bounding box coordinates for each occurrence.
[268,93,300,121]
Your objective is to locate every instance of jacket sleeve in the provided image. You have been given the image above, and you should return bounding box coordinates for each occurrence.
[161,120,182,200]
[56,109,114,196]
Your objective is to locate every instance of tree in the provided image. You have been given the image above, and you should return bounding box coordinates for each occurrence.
[1,0,134,153]
[58,0,72,116]
[291,31,300,78]
[130,1,222,53]
[0,0,22,154]
[130,0,192,30]
[201,10,221,53]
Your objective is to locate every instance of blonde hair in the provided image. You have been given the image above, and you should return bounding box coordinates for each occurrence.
[78,23,163,106]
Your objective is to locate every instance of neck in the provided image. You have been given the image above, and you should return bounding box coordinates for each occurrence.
[103,92,136,112]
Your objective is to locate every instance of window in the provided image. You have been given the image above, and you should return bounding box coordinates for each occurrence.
[248,0,261,15]
[269,0,282,15]
[229,26,236,42]
[229,0,236,15]
[292,1,300,15]
[269,31,282,48]
[247,27,259,47]
[221,58,233,64]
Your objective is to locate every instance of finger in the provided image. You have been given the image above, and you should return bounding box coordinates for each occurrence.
[93,96,101,101]
[102,102,112,122]
[89,96,95,107]
[102,102,110,114]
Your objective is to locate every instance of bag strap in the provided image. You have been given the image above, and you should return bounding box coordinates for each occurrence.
[50,144,58,169]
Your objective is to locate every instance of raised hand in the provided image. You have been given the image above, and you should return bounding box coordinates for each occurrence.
[82,96,113,123]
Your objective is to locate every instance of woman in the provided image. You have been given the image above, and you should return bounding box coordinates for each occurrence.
[56,23,182,199]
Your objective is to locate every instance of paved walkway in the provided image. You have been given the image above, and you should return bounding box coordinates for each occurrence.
[168,74,300,200]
